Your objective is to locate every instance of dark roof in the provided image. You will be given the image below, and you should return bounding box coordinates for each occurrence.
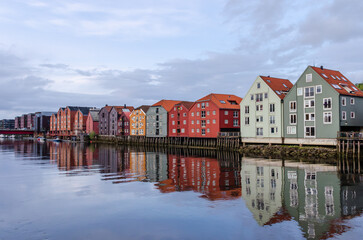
[135,105,151,113]
[89,110,99,121]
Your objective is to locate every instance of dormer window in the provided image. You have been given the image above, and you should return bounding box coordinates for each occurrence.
[322,73,328,78]
[257,83,261,88]
[227,100,238,105]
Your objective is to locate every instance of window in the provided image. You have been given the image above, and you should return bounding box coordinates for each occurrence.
[197,120,199,124]
[316,85,322,94]
[305,87,314,97]
[269,103,275,113]
[351,112,356,119]
[251,94,254,100]
[265,93,268,99]
[245,117,249,125]
[342,97,346,106]
[324,112,332,124]
[233,119,238,126]
[172,129,176,133]
[171,114,174,118]
[233,111,238,117]
[271,127,278,134]
[305,127,315,137]
[207,111,210,115]
[201,111,206,118]
[191,120,194,124]
[201,120,206,127]
[156,108,159,113]
[305,113,315,121]
[245,106,249,114]
[191,112,194,116]
[332,84,341,89]
[206,102,209,107]
[224,111,228,115]
[207,128,210,133]
[172,121,175,125]
[197,129,200,133]
[220,100,226,104]
[322,73,328,78]
[196,112,199,116]
[201,129,206,135]
[213,119,216,124]
[224,119,228,124]
[342,111,346,120]
[297,88,303,96]
[257,83,261,88]
[256,93,263,102]
[256,116,263,122]
[207,120,210,124]
[201,102,205,109]
[290,114,297,124]
[306,74,312,82]
[191,128,194,133]
[183,113,186,117]
[290,101,297,112]
[256,128,263,136]
[197,103,200,108]
[181,128,185,133]
[287,126,296,134]
[269,115,275,124]
[256,105,263,111]
[183,120,186,125]
[350,98,355,105]
[321,98,332,110]
[305,99,315,108]
[213,111,216,115]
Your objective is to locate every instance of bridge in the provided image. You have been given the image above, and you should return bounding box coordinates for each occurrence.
[0,129,35,135]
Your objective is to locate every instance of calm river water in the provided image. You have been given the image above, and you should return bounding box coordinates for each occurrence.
[0,140,362,240]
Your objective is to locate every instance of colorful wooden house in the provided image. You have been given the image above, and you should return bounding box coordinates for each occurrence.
[283,66,363,145]
[74,108,92,135]
[130,105,150,136]
[98,105,113,135]
[240,76,293,144]
[86,109,100,134]
[168,101,194,137]
[146,100,181,137]
[188,93,242,138]
[109,106,134,136]
[118,111,131,136]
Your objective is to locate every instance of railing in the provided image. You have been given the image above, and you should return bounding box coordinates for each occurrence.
[218,132,240,137]
[337,131,363,140]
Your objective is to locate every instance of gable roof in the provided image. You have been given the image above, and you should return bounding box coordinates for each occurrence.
[135,105,151,113]
[112,106,134,115]
[196,93,242,109]
[175,101,194,110]
[260,76,293,99]
[311,66,363,97]
[152,100,181,112]
[101,105,114,112]
[89,109,100,121]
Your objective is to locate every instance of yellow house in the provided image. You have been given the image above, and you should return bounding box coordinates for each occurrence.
[130,105,150,136]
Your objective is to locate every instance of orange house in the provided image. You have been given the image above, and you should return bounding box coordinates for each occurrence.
[130,105,150,136]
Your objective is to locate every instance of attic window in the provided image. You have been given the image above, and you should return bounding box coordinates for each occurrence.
[283,83,288,88]
[322,73,328,78]
[332,84,341,89]
[220,100,226,104]
[342,77,348,82]
[336,76,341,80]
[330,75,336,79]
[227,100,238,105]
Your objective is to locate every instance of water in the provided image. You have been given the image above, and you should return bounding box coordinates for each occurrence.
[0,140,362,240]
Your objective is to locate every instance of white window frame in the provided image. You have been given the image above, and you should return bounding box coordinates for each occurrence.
[350,98,355,105]
[305,127,316,138]
[351,111,356,119]
[305,86,315,97]
[342,97,346,106]
[306,74,312,82]
[224,119,228,124]
[323,98,332,110]
[269,103,275,113]
[287,126,296,135]
[342,111,346,120]
[305,113,315,121]
[297,88,303,96]
[304,99,315,108]
[289,101,297,112]
[316,85,322,94]
[269,115,275,124]
[290,114,297,125]
[323,112,332,124]
[245,117,249,125]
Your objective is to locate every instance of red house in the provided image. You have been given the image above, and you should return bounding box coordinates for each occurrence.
[188,93,242,138]
[86,109,100,134]
[168,101,194,137]
[118,111,131,136]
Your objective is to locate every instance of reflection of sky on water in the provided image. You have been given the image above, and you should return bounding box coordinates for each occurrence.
[0,140,362,240]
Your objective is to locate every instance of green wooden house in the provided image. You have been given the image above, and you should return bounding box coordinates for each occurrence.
[283,66,363,145]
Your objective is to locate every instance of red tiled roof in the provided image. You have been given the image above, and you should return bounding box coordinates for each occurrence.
[311,66,363,97]
[102,105,114,112]
[175,101,194,110]
[196,93,242,109]
[113,106,134,114]
[152,100,182,112]
[260,76,293,99]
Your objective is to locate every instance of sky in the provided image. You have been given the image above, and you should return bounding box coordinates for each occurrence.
[1,0,363,119]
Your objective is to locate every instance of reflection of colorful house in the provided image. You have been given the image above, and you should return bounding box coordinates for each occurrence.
[283,162,341,239]
[157,155,241,200]
[130,105,150,136]
[129,151,147,181]
[146,152,169,182]
[109,106,134,136]
[241,158,285,225]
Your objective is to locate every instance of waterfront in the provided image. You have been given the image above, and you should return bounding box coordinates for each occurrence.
[0,140,362,240]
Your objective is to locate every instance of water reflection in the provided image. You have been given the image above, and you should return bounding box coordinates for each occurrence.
[1,140,363,239]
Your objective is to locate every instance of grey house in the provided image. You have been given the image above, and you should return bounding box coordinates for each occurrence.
[283,66,363,145]
[98,105,113,135]
[146,100,181,137]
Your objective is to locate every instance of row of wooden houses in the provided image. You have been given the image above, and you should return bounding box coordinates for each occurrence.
[12,66,363,145]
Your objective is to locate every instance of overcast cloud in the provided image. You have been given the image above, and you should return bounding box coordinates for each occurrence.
[0,0,363,118]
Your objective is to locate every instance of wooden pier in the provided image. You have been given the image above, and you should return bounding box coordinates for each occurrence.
[337,132,363,158]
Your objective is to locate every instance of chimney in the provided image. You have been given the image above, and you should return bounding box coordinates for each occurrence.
[124,104,126,108]
[320,66,324,70]
[106,104,108,106]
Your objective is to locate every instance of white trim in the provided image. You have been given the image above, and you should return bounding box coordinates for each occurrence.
[342,111,347,120]
[351,111,356,119]
[342,97,346,106]
[323,112,332,124]
[289,101,297,112]
[316,85,322,94]
[323,98,332,110]
[289,114,297,125]
[350,98,355,105]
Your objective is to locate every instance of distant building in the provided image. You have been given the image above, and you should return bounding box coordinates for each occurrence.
[0,119,15,129]
[20,114,27,129]
[109,106,134,136]
[146,100,181,137]
[34,112,55,133]
[14,117,20,129]
[98,105,113,135]
[168,101,194,137]
[27,113,35,130]
[189,93,242,138]
[50,114,57,135]
[130,105,150,136]
[74,108,92,135]
[86,109,100,134]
